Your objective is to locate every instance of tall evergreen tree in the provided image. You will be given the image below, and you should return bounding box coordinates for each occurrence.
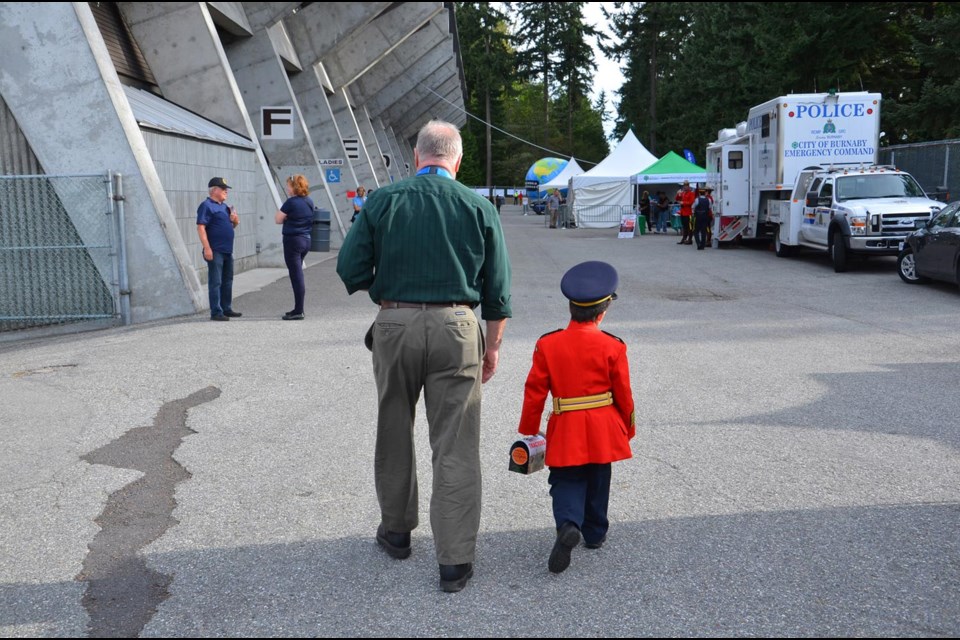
[512,2,564,142]
[455,3,515,190]
[603,2,687,154]
[550,3,601,150]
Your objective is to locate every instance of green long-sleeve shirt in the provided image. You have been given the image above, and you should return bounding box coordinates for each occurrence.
[336,173,512,320]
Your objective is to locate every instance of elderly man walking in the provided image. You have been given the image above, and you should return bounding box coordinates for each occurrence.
[336,120,512,593]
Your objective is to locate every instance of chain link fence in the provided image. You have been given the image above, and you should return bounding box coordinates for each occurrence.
[879,139,959,202]
[0,174,121,332]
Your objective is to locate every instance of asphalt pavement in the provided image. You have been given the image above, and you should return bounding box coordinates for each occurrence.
[1,204,958,637]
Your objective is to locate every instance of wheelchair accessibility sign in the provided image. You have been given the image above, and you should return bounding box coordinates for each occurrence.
[326,168,341,183]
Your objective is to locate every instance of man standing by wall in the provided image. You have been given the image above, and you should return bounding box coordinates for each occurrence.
[196,177,240,321]
[336,120,512,593]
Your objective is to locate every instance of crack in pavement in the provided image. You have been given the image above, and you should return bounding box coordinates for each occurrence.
[77,386,220,638]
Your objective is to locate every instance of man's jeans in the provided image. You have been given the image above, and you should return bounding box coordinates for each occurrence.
[206,252,234,317]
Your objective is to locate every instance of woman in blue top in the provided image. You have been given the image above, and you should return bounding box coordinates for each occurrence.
[350,185,366,223]
[274,174,315,320]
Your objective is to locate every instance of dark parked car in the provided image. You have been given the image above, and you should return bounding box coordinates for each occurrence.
[897,200,960,288]
[529,200,546,215]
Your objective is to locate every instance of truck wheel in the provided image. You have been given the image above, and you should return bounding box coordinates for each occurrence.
[830,235,848,273]
[774,230,795,257]
[897,248,929,284]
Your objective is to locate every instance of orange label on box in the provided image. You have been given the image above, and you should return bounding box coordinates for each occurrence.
[511,447,528,465]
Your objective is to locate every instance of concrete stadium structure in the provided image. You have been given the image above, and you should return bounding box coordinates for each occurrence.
[0,2,466,324]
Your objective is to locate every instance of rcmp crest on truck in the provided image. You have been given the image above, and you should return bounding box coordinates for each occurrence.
[705,92,944,271]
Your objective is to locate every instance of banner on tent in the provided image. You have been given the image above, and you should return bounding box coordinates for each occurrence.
[618,213,637,239]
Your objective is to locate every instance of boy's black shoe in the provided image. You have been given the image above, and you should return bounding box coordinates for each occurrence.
[224,310,242,317]
[439,563,473,593]
[211,315,229,321]
[548,522,581,573]
[584,535,607,550]
[375,524,411,559]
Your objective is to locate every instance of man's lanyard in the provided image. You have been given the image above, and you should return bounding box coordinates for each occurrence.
[416,166,453,179]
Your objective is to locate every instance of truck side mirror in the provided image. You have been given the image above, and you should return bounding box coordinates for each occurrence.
[805,191,819,208]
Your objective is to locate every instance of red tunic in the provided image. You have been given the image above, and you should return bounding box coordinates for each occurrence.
[678,189,696,217]
[518,321,635,467]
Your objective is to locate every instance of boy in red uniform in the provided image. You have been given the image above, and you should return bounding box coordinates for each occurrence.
[517,261,635,574]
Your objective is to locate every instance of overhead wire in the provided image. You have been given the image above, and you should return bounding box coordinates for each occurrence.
[423,86,599,167]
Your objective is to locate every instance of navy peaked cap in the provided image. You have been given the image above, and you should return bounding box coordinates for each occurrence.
[560,261,619,306]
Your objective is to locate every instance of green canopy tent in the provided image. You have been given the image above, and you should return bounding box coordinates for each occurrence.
[632,151,708,186]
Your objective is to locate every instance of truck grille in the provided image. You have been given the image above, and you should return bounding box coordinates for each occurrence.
[872,212,929,235]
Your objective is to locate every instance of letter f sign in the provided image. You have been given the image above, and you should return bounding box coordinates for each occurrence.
[262,107,294,140]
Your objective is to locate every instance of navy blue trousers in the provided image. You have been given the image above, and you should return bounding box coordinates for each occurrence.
[283,234,310,314]
[205,251,234,318]
[548,463,611,545]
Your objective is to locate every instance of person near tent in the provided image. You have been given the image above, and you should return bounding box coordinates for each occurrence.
[704,186,715,246]
[547,190,561,229]
[639,191,652,233]
[676,181,696,245]
[693,187,713,250]
[655,191,671,234]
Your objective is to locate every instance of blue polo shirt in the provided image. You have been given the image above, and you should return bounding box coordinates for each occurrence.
[196,198,234,253]
[281,195,315,237]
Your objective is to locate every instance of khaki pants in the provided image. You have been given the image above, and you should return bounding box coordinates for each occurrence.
[371,306,483,564]
[549,208,558,227]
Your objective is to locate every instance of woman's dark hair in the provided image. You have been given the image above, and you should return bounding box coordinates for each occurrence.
[569,298,611,323]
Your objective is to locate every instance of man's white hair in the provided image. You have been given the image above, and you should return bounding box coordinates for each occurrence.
[415,120,462,160]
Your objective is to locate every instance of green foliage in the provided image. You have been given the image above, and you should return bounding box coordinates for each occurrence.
[455,2,609,186]
[609,1,960,158]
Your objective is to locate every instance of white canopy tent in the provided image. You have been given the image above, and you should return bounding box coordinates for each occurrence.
[542,157,585,190]
[571,130,657,228]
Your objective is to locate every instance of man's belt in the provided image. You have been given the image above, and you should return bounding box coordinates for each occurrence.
[380,300,473,310]
[552,392,613,415]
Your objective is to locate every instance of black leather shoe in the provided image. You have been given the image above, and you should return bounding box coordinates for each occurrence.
[584,535,607,550]
[548,522,581,574]
[282,313,305,320]
[376,524,411,559]
[439,563,473,593]
[224,310,242,317]
[211,315,229,321]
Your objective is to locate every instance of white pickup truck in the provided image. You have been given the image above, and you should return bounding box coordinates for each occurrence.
[769,165,945,272]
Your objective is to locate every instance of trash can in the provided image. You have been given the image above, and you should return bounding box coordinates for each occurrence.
[311,208,330,252]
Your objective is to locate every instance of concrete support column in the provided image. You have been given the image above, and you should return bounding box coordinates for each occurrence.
[330,88,379,193]
[120,1,283,261]
[355,103,390,186]
[373,116,401,183]
[223,23,348,250]
[395,78,461,140]
[0,2,202,321]
[398,135,416,175]
[288,67,359,241]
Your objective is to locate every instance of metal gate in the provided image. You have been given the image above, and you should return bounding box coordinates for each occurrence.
[0,173,128,333]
